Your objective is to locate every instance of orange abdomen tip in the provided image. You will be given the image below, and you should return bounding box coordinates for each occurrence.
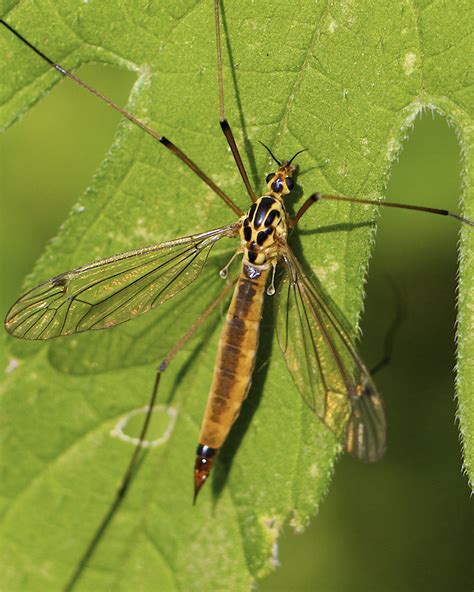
[193,444,218,504]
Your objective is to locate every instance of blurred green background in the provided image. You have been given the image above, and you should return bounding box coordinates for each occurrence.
[0,64,471,591]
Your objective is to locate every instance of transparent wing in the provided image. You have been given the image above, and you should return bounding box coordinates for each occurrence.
[276,248,386,462]
[5,223,240,340]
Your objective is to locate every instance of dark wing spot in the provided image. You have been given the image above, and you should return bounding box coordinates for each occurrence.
[52,276,68,287]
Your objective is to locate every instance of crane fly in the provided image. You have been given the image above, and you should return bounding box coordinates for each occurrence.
[1,0,473,589]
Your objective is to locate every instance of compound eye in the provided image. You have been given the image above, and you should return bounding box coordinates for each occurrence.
[272,178,283,193]
[286,176,294,190]
[266,173,275,184]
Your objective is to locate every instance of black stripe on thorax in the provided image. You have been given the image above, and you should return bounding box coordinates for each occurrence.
[252,196,276,228]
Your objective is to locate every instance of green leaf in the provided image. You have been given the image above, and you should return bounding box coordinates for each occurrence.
[0,1,472,590]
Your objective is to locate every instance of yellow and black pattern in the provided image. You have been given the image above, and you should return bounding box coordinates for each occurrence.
[240,195,286,265]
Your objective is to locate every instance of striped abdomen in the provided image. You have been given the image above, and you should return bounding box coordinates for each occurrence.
[193,262,269,499]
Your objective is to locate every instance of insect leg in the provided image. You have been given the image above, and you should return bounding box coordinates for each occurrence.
[63,279,235,592]
[214,0,257,203]
[292,192,473,227]
[0,19,243,217]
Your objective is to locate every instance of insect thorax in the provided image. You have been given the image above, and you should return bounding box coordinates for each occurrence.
[240,195,287,266]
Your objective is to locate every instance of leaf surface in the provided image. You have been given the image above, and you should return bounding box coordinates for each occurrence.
[0,1,472,590]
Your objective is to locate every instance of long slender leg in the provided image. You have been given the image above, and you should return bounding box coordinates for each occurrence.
[63,279,235,592]
[292,192,474,227]
[214,0,257,203]
[0,19,243,217]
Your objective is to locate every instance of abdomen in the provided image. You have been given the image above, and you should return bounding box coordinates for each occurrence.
[201,262,269,446]
[193,262,269,498]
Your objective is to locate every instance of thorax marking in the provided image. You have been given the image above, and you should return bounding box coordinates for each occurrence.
[240,195,287,266]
